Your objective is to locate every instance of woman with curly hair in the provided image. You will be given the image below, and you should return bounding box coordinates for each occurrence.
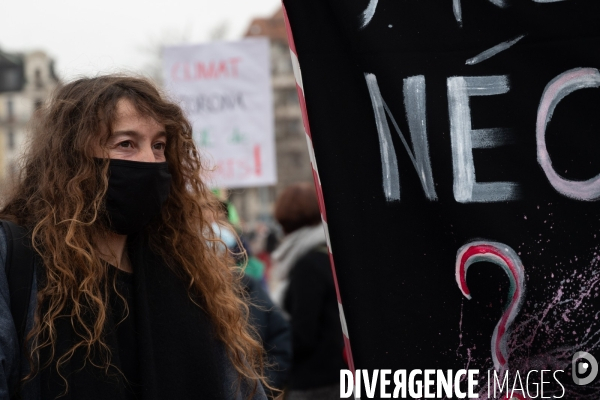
[0,76,267,399]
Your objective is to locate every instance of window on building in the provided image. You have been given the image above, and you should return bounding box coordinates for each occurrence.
[8,129,15,150]
[7,99,14,121]
[286,89,299,106]
[275,119,303,138]
[272,43,292,74]
[275,121,285,138]
[276,89,298,106]
[0,68,23,92]
[288,120,303,136]
[289,151,304,168]
[35,68,43,89]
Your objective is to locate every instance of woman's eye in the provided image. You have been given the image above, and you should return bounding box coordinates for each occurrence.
[153,142,166,151]
[118,141,132,148]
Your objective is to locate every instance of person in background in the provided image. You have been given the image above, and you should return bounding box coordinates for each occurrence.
[213,195,266,283]
[270,183,346,400]
[251,223,282,287]
[212,203,292,393]
[0,75,267,399]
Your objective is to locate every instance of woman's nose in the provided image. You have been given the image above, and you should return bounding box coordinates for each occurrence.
[135,146,158,163]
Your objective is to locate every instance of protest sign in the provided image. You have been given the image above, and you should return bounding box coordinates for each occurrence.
[283,1,600,397]
[163,38,275,188]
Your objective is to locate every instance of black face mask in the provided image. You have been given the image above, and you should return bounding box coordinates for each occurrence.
[102,159,172,235]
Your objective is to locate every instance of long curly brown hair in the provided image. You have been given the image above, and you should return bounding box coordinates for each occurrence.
[0,75,264,393]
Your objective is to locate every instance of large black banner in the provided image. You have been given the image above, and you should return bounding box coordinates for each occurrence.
[283,1,600,398]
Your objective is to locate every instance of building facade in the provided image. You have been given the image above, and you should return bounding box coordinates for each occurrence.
[229,8,313,224]
[0,50,59,196]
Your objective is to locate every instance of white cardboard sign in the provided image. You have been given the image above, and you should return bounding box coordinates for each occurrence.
[163,38,276,188]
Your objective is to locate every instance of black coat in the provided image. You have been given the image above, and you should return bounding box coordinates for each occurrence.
[283,248,347,390]
[243,274,292,391]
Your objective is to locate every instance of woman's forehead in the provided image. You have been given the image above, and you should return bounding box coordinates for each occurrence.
[112,98,164,132]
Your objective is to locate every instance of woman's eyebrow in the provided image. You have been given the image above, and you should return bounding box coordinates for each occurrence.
[154,131,167,140]
[110,130,167,139]
[110,130,139,139]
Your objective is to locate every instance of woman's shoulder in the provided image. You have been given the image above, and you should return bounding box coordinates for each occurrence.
[0,222,22,398]
[0,223,7,274]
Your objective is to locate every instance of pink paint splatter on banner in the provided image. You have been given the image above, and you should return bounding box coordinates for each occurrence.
[455,242,600,399]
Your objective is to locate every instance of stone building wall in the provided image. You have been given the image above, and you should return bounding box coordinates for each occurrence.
[229,8,313,224]
[0,50,59,198]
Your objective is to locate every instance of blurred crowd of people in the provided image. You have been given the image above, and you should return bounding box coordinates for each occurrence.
[217,182,347,399]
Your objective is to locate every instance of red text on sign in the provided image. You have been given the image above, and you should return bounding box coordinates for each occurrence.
[171,58,242,81]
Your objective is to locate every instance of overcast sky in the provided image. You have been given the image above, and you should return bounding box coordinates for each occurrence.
[0,0,281,81]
